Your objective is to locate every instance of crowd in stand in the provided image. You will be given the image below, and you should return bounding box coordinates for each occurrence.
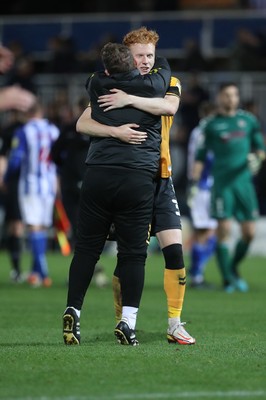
[1,20,266,78]
[1,0,265,15]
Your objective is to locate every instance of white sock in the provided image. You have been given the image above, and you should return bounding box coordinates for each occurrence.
[122,306,138,330]
[66,306,81,318]
[168,317,181,329]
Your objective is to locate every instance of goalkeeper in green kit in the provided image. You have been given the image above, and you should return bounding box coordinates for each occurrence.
[192,82,265,292]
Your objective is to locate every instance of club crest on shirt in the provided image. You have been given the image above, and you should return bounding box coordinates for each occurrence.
[238,119,246,128]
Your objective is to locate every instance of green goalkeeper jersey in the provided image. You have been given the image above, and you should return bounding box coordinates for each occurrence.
[196,109,265,185]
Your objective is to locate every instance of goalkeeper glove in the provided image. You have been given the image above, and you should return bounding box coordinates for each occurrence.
[247,153,263,176]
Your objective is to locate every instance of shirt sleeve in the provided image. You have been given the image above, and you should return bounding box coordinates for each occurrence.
[145,57,171,95]
[4,128,27,182]
[166,76,181,98]
[195,119,209,162]
[250,115,265,151]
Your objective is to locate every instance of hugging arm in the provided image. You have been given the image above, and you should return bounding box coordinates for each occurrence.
[98,89,180,115]
[76,107,147,144]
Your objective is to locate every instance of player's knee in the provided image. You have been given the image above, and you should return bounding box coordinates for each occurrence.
[162,243,184,270]
[243,231,255,243]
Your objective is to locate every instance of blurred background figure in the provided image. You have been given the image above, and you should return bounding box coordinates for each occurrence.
[50,97,89,247]
[193,82,265,293]
[45,35,79,74]
[0,110,25,282]
[3,99,60,287]
[0,45,14,74]
[187,101,217,289]
[181,38,208,72]
[0,45,36,112]
[170,73,211,211]
[0,44,36,281]
[5,55,37,94]
[229,27,265,71]
[78,33,118,73]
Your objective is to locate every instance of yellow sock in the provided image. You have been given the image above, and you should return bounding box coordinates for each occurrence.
[164,268,186,319]
[112,275,122,322]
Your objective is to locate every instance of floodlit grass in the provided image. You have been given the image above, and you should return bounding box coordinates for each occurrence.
[0,249,265,400]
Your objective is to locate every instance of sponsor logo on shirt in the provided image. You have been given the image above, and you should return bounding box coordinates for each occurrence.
[220,130,245,142]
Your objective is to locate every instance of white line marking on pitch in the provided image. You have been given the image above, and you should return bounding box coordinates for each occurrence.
[6,390,266,400]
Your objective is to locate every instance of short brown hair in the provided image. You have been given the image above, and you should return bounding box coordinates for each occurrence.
[123,26,159,47]
[101,42,135,74]
[218,82,238,92]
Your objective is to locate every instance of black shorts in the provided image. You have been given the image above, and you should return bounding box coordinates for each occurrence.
[151,176,182,235]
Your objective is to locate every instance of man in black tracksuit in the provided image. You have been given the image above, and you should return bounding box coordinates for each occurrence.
[63,42,171,346]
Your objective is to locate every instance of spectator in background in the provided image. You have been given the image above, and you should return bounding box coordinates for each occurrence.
[6,55,37,94]
[179,74,210,137]
[229,28,265,71]
[181,38,208,72]
[242,98,265,132]
[5,40,26,64]
[4,99,60,287]
[0,111,25,282]
[0,45,14,74]
[78,33,118,73]
[0,45,36,112]
[46,35,79,73]
[45,88,73,129]
[3,40,36,91]
[50,97,89,245]
[0,44,36,271]
[247,0,266,9]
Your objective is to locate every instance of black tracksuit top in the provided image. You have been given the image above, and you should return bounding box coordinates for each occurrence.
[85,57,171,175]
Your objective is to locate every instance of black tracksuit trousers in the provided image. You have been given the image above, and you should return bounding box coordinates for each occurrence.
[66,166,156,310]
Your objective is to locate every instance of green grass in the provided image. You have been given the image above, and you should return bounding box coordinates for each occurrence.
[0,249,265,400]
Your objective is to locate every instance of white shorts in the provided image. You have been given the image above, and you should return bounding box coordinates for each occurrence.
[19,194,55,227]
[190,189,218,230]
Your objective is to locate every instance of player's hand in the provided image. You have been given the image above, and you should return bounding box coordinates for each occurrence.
[247,153,262,175]
[186,181,198,208]
[98,89,131,111]
[0,86,36,112]
[112,124,147,144]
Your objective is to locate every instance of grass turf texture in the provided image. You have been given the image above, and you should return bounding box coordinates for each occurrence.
[0,249,265,400]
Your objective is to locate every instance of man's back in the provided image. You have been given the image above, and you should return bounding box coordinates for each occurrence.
[86,56,171,174]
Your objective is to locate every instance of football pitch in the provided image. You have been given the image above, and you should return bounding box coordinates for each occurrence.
[0,249,265,400]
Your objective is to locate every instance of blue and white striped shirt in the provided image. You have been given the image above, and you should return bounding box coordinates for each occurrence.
[5,118,59,196]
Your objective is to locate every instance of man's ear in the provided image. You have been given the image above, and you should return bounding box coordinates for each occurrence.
[105,69,110,76]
